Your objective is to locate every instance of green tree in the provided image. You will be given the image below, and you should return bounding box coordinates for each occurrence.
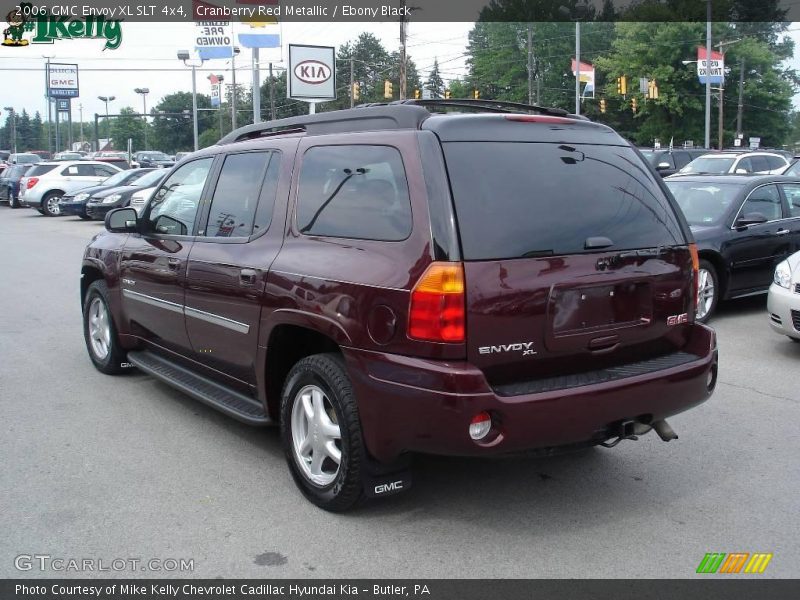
[17,110,33,151]
[150,92,213,153]
[425,59,445,98]
[110,107,146,151]
[260,70,310,121]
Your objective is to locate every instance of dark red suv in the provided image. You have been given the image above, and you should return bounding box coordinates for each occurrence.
[81,101,718,511]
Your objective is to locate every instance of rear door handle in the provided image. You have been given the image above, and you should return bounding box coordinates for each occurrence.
[775,229,790,236]
[240,268,257,285]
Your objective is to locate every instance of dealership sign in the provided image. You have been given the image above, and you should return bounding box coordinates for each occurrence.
[195,20,234,60]
[46,63,79,98]
[288,44,336,101]
[697,46,724,85]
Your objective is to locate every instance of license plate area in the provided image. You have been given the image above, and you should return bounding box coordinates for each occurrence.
[550,282,653,336]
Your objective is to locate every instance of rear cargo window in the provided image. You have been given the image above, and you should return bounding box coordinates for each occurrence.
[443,142,685,260]
[26,165,58,177]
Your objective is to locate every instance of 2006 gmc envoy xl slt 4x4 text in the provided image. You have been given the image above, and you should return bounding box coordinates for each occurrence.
[80,100,719,511]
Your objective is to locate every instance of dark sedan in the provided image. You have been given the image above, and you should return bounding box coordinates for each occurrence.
[665,175,800,321]
[85,168,168,220]
[60,168,156,219]
[640,148,710,177]
[133,151,174,169]
[0,164,33,208]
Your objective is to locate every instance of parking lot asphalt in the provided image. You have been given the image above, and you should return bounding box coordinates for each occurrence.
[0,206,798,579]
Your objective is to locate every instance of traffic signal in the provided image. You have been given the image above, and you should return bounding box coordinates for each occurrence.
[600,98,606,113]
[352,82,360,101]
[473,89,480,99]
[444,89,451,99]
[631,97,638,113]
[616,75,627,96]
[647,79,659,100]
[414,88,421,99]
[384,80,393,99]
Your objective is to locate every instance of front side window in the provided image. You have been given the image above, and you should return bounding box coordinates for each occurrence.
[296,145,412,241]
[780,184,800,218]
[740,184,782,222]
[205,152,272,238]
[146,158,213,236]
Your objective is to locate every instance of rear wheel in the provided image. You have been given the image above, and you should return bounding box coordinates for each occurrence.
[281,353,365,512]
[41,191,63,217]
[8,190,18,209]
[695,260,719,323]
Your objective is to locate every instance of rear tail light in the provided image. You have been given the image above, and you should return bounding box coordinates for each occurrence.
[689,243,700,312]
[26,177,39,189]
[408,262,465,343]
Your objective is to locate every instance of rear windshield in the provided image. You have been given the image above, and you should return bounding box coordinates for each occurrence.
[26,164,59,176]
[443,142,685,260]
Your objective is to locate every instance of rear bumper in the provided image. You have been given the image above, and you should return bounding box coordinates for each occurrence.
[344,323,717,463]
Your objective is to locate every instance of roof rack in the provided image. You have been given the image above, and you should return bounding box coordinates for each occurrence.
[371,98,572,117]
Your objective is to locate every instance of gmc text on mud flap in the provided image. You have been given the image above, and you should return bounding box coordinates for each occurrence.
[478,342,537,356]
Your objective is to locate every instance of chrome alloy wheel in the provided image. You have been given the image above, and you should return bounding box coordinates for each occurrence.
[290,384,342,486]
[88,297,111,360]
[45,195,62,216]
[696,267,715,321]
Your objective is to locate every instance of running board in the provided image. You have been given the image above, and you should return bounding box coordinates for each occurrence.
[127,351,271,426]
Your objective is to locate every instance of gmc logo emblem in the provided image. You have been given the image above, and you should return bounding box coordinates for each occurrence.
[374,481,403,494]
[667,313,688,326]
[294,60,331,84]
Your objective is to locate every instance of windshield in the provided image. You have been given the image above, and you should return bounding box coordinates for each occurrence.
[15,155,41,164]
[136,169,167,187]
[140,152,170,161]
[443,142,685,260]
[784,160,800,177]
[665,181,743,226]
[680,156,735,174]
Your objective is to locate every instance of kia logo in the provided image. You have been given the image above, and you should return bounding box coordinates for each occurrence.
[294,60,331,85]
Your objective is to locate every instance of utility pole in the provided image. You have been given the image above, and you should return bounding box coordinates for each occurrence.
[527,24,533,105]
[736,58,745,138]
[704,0,712,149]
[252,47,261,123]
[575,21,581,115]
[231,48,239,130]
[399,0,407,100]
[268,64,275,120]
[79,103,84,149]
[350,56,355,108]
[718,84,724,150]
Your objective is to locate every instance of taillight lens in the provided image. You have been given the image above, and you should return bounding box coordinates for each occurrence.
[408,262,465,343]
[26,177,39,189]
[689,243,700,311]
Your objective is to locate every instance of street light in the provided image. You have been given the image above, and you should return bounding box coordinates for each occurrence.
[178,50,204,152]
[134,87,149,150]
[97,95,115,149]
[3,106,16,153]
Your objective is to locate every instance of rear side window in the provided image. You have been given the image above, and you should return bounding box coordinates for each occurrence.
[205,152,272,238]
[443,142,685,260]
[296,145,412,241]
[765,155,787,170]
[26,165,58,177]
[750,156,770,172]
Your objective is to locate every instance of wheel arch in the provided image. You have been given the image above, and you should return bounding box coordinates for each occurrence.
[698,250,729,299]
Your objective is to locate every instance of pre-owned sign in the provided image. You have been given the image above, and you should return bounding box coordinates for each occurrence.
[288,44,336,101]
[46,63,79,98]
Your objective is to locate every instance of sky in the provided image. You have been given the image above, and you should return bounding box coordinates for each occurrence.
[2,21,800,128]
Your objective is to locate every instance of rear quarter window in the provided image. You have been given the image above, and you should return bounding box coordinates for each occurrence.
[26,164,58,177]
[443,142,685,260]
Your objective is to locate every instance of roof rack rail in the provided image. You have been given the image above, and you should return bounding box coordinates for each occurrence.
[217,104,431,145]
[376,98,572,117]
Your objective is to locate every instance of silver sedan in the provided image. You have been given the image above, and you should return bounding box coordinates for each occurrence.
[767,250,800,342]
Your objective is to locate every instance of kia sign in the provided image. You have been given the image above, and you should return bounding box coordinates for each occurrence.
[46,63,79,98]
[288,44,336,101]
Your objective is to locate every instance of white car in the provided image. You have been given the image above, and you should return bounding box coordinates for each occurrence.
[677,152,789,176]
[19,160,122,216]
[767,251,800,343]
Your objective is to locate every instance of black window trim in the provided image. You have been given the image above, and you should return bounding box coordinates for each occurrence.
[193,149,281,244]
[293,143,414,243]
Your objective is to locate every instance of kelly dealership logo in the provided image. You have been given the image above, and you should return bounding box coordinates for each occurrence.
[2,3,122,49]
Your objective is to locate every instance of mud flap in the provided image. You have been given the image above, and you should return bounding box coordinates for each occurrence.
[362,454,413,499]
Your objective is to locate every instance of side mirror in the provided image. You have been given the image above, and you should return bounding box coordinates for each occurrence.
[657,162,671,170]
[105,207,138,233]
[735,212,769,228]
[735,168,748,174]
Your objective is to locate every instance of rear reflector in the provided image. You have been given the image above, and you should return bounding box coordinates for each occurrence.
[408,262,465,343]
[689,243,700,312]
[469,412,492,441]
[504,115,576,124]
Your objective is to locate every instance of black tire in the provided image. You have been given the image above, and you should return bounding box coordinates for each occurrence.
[696,259,719,324]
[8,188,19,208]
[78,214,92,220]
[280,353,365,512]
[41,191,63,217]
[82,280,128,374]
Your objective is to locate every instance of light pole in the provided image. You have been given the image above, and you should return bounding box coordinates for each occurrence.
[97,95,115,149]
[134,87,149,150]
[3,107,16,153]
[230,46,241,130]
[178,50,204,152]
[43,54,54,154]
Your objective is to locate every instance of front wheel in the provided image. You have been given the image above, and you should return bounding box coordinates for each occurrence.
[695,260,719,323]
[280,353,366,512]
[41,192,62,216]
[82,280,128,374]
[8,190,19,209]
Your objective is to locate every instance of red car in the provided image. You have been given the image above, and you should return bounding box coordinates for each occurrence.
[80,101,718,511]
